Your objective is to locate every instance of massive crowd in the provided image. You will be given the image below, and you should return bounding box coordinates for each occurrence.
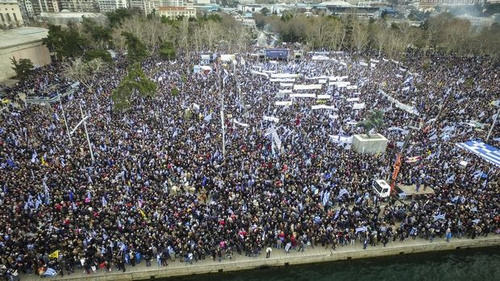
[0,50,499,280]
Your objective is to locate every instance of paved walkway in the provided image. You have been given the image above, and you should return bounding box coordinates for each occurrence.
[20,235,500,281]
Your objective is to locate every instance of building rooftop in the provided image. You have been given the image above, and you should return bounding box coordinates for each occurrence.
[317,1,354,7]
[158,6,194,11]
[0,27,48,50]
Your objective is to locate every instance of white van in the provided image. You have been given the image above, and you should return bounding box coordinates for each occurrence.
[373,180,391,198]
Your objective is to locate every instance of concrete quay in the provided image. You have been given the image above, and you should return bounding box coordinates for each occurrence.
[22,236,500,281]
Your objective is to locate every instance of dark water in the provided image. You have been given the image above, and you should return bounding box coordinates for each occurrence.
[166,247,500,281]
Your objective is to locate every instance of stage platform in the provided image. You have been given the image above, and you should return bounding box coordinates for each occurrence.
[397,184,435,198]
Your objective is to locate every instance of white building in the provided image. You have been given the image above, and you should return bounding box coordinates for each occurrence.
[158,5,194,18]
[0,0,24,26]
[31,0,60,15]
[144,0,161,15]
[98,0,128,13]
[162,0,185,6]
[59,0,99,12]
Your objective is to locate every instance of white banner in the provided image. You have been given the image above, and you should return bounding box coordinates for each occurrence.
[328,76,348,81]
[353,103,366,110]
[317,95,331,99]
[271,73,299,78]
[276,101,293,106]
[378,89,419,115]
[280,83,294,88]
[270,78,295,82]
[294,84,322,90]
[220,54,236,62]
[329,135,353,144]
[311,105,337,110]
[329,81,351,87]
[233,119,249,127]
[346,85,358,90]
[290,93,316,98]
[346,97,360,102]
[279,89,293,94]
[264,116,279,123]
[251,70,269,78]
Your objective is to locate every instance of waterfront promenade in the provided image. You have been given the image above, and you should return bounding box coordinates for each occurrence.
[22,236,500,281]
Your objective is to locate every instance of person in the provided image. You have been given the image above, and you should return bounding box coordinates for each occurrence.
[0,50,498,279]
[446,228,452,242]
[266,247,272,258]
[285,242,292,254]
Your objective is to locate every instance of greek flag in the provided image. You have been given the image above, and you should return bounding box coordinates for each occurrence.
[456,141,500,167]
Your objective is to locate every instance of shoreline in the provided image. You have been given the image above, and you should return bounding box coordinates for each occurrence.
[22,236,500,281]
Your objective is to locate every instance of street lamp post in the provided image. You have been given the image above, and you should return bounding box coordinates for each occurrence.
[486,106,499,142]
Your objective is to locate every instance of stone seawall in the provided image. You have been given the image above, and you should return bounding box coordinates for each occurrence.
[23,236,500,281]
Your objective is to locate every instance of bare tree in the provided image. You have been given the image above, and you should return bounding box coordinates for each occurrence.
[64,58,106,91]
[352,21,370,52]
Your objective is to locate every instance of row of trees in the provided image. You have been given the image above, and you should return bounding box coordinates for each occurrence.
[39,9,254,110]
[258,12,500,59]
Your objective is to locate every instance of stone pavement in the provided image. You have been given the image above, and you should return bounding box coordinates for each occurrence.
[20,235,500,281]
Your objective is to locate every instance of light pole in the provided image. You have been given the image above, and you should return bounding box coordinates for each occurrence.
[486,106,499,142]
[80,103,95,162]
[59,96,73,146]
[220,65,226,158]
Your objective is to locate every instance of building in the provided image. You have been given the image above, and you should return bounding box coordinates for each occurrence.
[419,0,483,11]
[145,0,161,15]
[31,0,60,16]
[0,0,24,27]
[98,0,128,13]
[0,27,51,82]
[158,5,195,18]
[18,0,34,20]
[40,11,105,24]
[162,0,185,6]
[58,0,99,12]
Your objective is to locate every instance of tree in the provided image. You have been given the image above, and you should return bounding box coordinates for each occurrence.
[42,24,88,60]
[261,7,270,16]
[64,58,107,91]
[11,57,33,81]
[82,18,113,49]
[111,63,156,110]
[159,41,176,60]
[106,8,132,28]
[84,49,112,63]
[351,20,370,52]
[360,110,384,136]
[121,31,148,64]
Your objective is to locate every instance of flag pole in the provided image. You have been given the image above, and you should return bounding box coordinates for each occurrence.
[59,96,73,146]
[220,65,226,158]
[80,103,95,162]
[486,106,499,142]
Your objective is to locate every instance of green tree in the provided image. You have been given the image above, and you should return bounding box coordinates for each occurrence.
[159,41,176,60]
[42,24,88,60]
[82,18,113,49]
[360,110,384,136]
[111,63,156,110]
[261,7,270,16]
[84,49,113,63]
[11,57,33,81]
[122,31,149,64]
[106,8,132,28]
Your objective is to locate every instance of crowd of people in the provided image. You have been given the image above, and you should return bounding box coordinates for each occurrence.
[0,50,499,280]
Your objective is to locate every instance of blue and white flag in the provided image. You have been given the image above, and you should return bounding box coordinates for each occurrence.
[433,213,446,221]
[322,190,330,207]
[204,113,212,123]
[337,188,349,199]
[456,141,500,167]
